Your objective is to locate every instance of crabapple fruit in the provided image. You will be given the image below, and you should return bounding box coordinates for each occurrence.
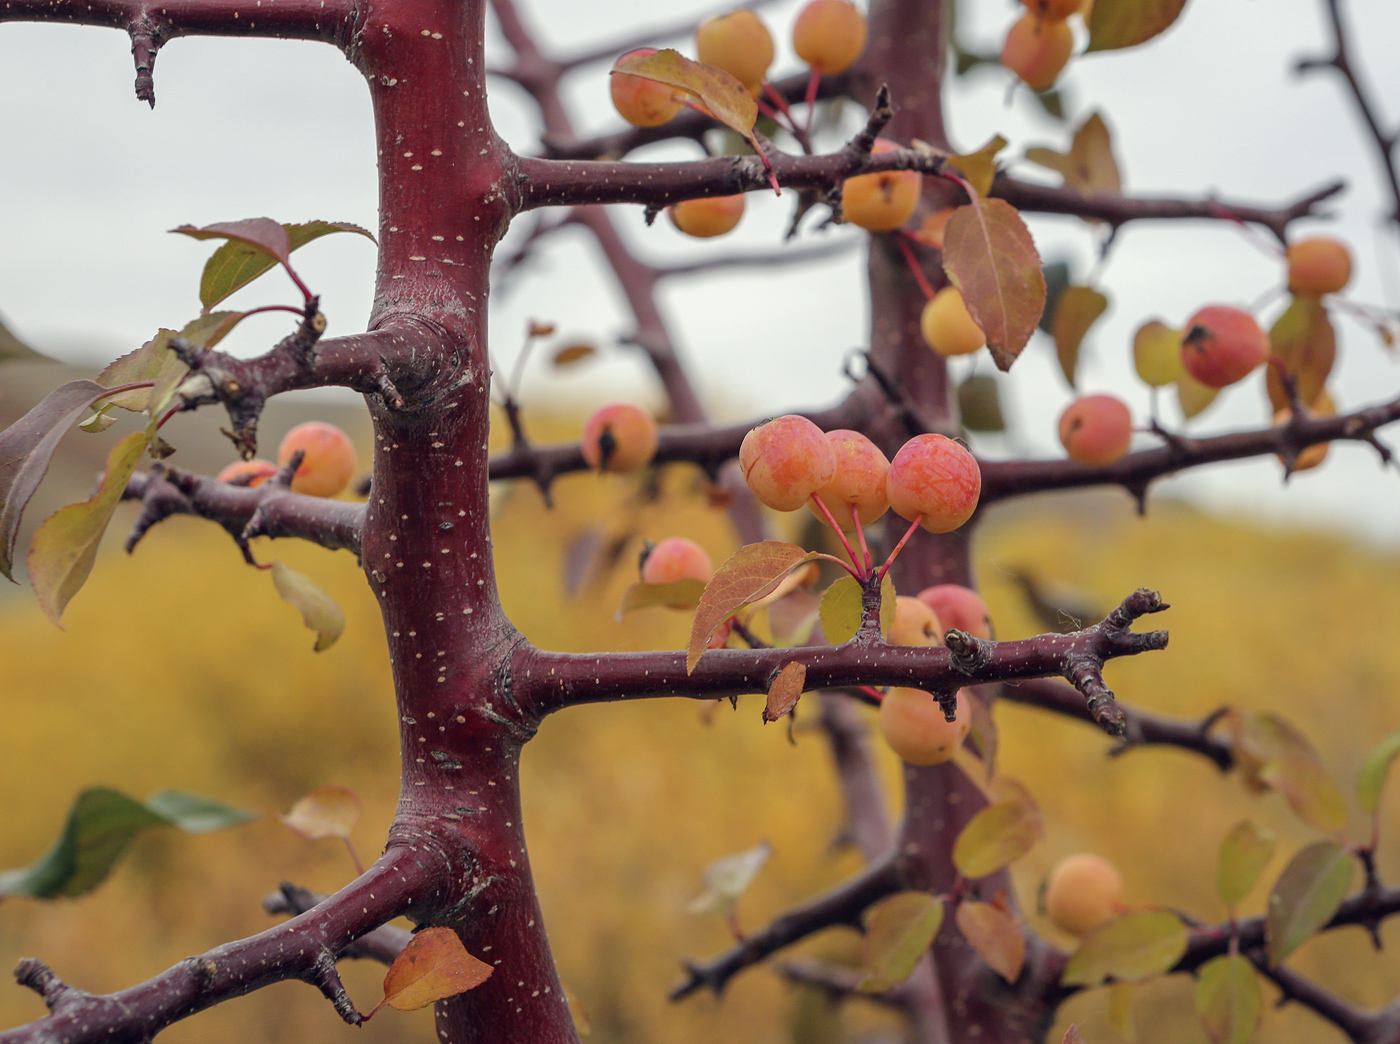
[610,49,684,127]
[1180,305,1269,388]
[1132,320,1185,387]
[808,429,889,529]
[695,9,773,94]
[1000,12,1074,92]
[841,139,922,233]
[640,537,713,585]
[1286,236,1352,296]
[792,0,867,75]
[1019,0,1081,17]
[921,286,987,357]
[739,415,837,512]
[582,403,659,473]
[1058,394,1133,467]
[888,596,943,647]
[879,688,970,766]
[916,584,992,640]
[217,459,278,487]
[277,422,357,498]
[669,194,745,238]
[885,434,981,533]
[1274,389,1336,473]
[1044,853,1124,935]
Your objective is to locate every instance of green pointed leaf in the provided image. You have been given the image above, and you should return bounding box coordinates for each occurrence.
[1195,954,1262,1044]
[817,573,894,644]
[28,431,148,625]
[613,50,760,155]
[1062,910,1189,987]
[1051,286,1110,387]
[1267,294,1336,412]
[145,790,254,832]
[942,199,1046,371]
[271,560,346,652]
[180,310,249,350]
[952,795,1044,879]
[1216,820,1276,910]
[858,891,945,992]
[618,578,707,615]
[1357,726,1400,815]
[190,220,374,312]
[0,380,111,580]
[1265,841,1353,965]
[687,840,772,916]
[144,332,191,424]
[0,314,51,363]
[95,333,180,414]
[688,541,819,672]
[1086,0,1190,52]
[955,900,1025,983]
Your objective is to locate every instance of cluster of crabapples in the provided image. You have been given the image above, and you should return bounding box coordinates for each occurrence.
[216,421,358,497]
[999,0,1086,94]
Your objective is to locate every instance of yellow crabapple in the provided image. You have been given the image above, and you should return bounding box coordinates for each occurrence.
[277,422,357,498]
[1044,853,1124,935]
[916,584,992,640]
[582,403,659,472]
[1000,12,1074,92]
[792,0,867,75]
[921,286,987,357]
[695,9,773,94]
[610,49,684,127]
[888,596,943,646]
[879,688,970,766]
[842,139,922,232]
[1287,237,1352,296]
[669,194,745,238]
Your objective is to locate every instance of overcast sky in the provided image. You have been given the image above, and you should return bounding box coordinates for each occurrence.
[2,0,1399,544]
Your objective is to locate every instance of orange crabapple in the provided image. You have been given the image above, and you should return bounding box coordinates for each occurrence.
[1043,853,1125,936]
[888,596,943,647]
[739,415,837,512]
[216,459,278,487]
[885,434,981,533]
[792,0,867,76]
[276,422,357,498]
[917,584,992,641]
[841,139,922,233]
[1058,394,1134,467]
[921,286,986,357]
[1000,11,1074,93]
[668,194,745,238]
[1020,0,1082,17]
[1180,305,1270,388]
[879,687,970,766]
[640,537,713,586]
[610,49,684,128]
[1287,236,1352,296]
[581,403,659,473]
[807,429,889,529]
[695,9,773,95]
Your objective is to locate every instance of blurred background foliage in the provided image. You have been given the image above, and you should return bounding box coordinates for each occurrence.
[0,378,1397,1044]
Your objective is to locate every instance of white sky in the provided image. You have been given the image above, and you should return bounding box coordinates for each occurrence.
[2,0,1399,543]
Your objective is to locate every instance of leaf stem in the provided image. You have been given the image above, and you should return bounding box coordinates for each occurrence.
[895,234,939,302]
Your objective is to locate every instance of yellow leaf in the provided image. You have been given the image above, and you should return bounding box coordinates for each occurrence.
[278,784,360,841]
[376,926,493,1014]
[612,49,760,154]
[271,560,346,652]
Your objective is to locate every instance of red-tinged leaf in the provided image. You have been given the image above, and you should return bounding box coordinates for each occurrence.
[1062,1026,1088,1044]
[279,784,360,841]
[0,380,111,580]
[180,311,249,350]
[817,573,895,644]
[952,796,1043,880]
[1024,113,1122,196]
[1061,910,1188,987]
[552,343,597,367]
[613,49,760,154]
[1195,954,1262,1044]
[947,135,1007,198]
[617,579,706,616]
[94,334,181,414]
[374,927,493,1014]
[271,560,346,652]
[858,891,945,992]
[1358,726,1400,815]
[192,220,375,312]
[1265,841,1354,966]
[687,541,819,672]
[1051,286,1110,387]
[942,199,1046,371]
[1267,294,1336,412]
[763,662,807,722]
[28,431,148,625]
[1216,820,1276,910]
[955,900,1025,983]
[687,840,771,916]
[1086,0,1190,52]
[174,217,292,267]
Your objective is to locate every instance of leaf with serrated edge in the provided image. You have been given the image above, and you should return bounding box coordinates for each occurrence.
[1265,841,1353,966]
[28,431,148,625]
[271,560,346,652]
[952,796,1043,880]
[1267,295,1335,412]
[143,331,190,422]
[193,220,375,312]
[374,927,493,1014]
[1062,910,1188,987]
[947,135,1007,198]
[279,785,361,841]
[1358,727,1400,815]
[688,840,771,916]
[763,662,807,722]
[955,900,1024,983]
[1195,954,1262,1044]
[0,380,111,580]
[618,579,706,616]
[1087,0,1189,52]
[94,334,180,414]
[943,199,1046,371]
[180,311,249,350]
[1051,287,1109,388]
[1216,820,1276,910]
[859,891,945,992]
[688,542,818,672]
[613,49,760,153]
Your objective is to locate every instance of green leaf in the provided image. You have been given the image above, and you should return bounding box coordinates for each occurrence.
[1086,0,1190,52]
[613,50,761,156]
[618,578,707,615]
[180,310,249,350]
[946,135,1008,198]
[0,787,252,899]
[1107,981,1136,1042]
[1265,840,1353,966]
[687,840,772,916]
[1061,910,1189,987]
[1195,954,1262,1044]
[1267,294,1335,412]
[817,573,894,644]
[1357,726,1400,815]
[28,431,148,625]
[954,899,1025,983]
[952,795,1043,879]
[1051,286,1110,388]
[942,199,1046,371]
[1225,711,1347,833]
[688,542,819,672]
[858,891,945,992]
[270,560,346,652]
[1216,820,1276,910]
[958,375,1005,432]
[0,380,111,580]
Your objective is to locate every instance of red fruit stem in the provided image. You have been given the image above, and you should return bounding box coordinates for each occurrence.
[802,68,820,135]
[895,234,938,302]
[850,504,872,572]
[877,515,924,582]
[810,493,866,578]
[859,685,884,703]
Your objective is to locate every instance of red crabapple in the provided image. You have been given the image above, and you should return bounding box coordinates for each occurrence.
[808,429,889,529]
[1180,305,1269,388]
[277,422,357,498]
[217,459,278,487]
[739,415,837,512]
[695,9,773,94]
[842,139,922,233]
[879,688,970,766]
[669,194,745,238]
[1058,394,1133,467]
[1000,12,1074,92]
[792,0,867,75]
[1044,853,1124,935]
[1287,237,1352,296]
[582,403,659,472]
[921,287,987,357]
[885,434,981,533]
[610,49,684,127]
[888,596,943,647]
[917,584,992,640]
[640,537,713,585]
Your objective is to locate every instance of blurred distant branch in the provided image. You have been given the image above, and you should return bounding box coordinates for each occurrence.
[1251,959,1387,1044]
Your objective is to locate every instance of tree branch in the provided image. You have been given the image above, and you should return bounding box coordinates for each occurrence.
[1250,957,1384,1044]
[263,884,413,965]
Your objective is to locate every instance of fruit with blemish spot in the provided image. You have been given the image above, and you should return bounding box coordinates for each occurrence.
[277,422,357,497]
[792,0,867,75]
[917,584,992,640]
[669,194,745,238]
[217,459,278,487]
[879,688,969,765]
[1044,853,1124,935]
[582,403,659,473]
[695,9,774,94]
[1058,394,1133,467]
[807,429,889,529]
[640,537,713,585]
[885,434,981,533]
[610,48,685,127]
[921,286,987,357]
[1180,305,1269,388]
[1000,12,1074,92]
[841,139,922,232]
[739,415,837,511]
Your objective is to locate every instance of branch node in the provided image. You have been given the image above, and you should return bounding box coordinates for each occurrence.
[944,628,993,674]
[308,948,361,1026]
[14,959,79,1013]
[128,19,161,108]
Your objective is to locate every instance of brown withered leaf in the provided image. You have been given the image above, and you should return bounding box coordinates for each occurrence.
[1025,113,1122,196]
[372,927,493,1015]
[763,662,807,722]
[1267,294,1335,411]
[955,900,1025,983]
[279,784,361,841]
[942,199,1046,371]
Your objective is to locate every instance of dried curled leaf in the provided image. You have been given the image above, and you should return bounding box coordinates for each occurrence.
[279,784,361,841]
[687,840,772,916]
[763,662,807,722]
[374,927,493,1014]
[942,199,1046,371]
[1024,113,1122,196]
[271,560,346,652]
[1051,286,1110,388]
